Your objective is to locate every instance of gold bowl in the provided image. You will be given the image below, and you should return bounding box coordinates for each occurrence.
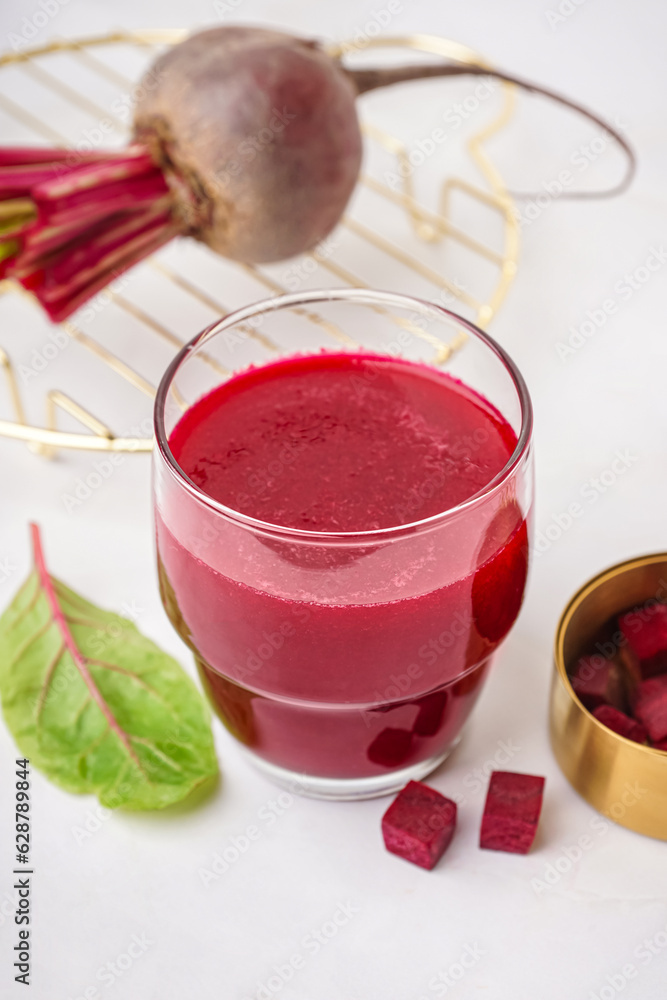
[550,553,667,840]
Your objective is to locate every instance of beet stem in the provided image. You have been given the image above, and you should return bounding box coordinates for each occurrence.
[34,174,170,227]
[0,142,184,321]
[41,221,180,324]
[0,147,113,167]
[34,146,160,200]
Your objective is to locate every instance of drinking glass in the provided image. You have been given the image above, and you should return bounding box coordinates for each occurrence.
[153,288,533,799]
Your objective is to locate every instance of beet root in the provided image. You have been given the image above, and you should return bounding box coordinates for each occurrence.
[382,780,457,870]
[592,705,647,744]
[0,25,635,322]
[479,770,545,854]
[619,604,667,680]
[633,675,667,743]
[133,27,362,263]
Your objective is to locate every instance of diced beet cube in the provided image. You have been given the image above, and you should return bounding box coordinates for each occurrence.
[651,738,667,752]
[570,655,624,711]
[479,771,545,854]
[633,675,667,742]
[592,704,647,743]
[619,604,667,679]
[381,780,457,870]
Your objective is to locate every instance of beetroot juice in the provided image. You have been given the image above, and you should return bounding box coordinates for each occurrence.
[155,350,531,792]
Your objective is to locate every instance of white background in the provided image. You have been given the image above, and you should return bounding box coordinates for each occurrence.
[1,0,666,998]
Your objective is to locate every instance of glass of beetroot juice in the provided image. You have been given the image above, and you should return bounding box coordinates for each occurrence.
[153,289,533,799]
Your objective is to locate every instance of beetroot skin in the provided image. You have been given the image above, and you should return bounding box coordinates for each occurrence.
[382,780,457,870]
[633,675,667,743]
[479,771,545,854]
[592,705,647,744]
[133,27,362,263]
[570,655,624,711]
[619,605,667,679]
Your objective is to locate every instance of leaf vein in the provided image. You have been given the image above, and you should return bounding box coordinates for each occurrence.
[30,525,150,781]
[130,735,185,774]
[87,658,171,706]
[71,694,93,730]
[35,640,66,722]
[64,614,113,630]
[8,617,53,668]
[6,577,41,631]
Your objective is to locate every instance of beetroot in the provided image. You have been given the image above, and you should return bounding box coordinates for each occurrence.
[592,705,647,743]
[619,604,667,679]
[479,771,545,854]
[0,26,635,322]
[133,27,362,264]
[570,654,625,711]
[652,739,667,752]
[381,780,457,870]
[633,675,667,743]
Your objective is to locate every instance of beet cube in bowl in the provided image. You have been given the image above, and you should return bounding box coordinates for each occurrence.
[592,705,647,743]
[381,781,457,870]
[570,654,625,711]
[633,675,667,743]
[619,604,667,679]
[479,771,545,854]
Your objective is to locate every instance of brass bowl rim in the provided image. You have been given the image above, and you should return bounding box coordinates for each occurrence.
[554,550,667,755]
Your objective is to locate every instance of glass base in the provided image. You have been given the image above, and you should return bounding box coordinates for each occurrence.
[241,738,461,801]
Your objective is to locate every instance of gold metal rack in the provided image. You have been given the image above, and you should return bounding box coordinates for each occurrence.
[0,31,519,457]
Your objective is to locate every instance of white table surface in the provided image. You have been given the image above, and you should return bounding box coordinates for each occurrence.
[1,1,666,997]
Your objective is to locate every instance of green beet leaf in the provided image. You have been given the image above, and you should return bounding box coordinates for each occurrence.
[0,524,218,810]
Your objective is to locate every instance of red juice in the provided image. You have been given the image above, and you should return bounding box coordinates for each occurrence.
[155,353,529,780]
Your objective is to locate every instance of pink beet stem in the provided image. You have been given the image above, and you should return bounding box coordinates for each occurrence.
[0,148,138,198]
[0,164,87,198]
[14,212,154,291]
[38,222,179,323]
[35,146,158,200]
[20,207,173,301]
[28,188,164,238]
[18,212,178,309]
[15,210,137,277]
[21,195,169,258]
[1,142,181,320]
[0,147,115,167]
[33,173,170,226]
[46,206,173,288]
[22,212,122,257]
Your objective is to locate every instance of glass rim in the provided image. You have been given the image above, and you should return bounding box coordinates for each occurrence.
[154,287,533,543]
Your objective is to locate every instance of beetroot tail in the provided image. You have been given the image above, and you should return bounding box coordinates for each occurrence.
[349,61,636,199]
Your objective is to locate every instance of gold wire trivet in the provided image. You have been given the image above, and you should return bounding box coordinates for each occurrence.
[0,31,519,457]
